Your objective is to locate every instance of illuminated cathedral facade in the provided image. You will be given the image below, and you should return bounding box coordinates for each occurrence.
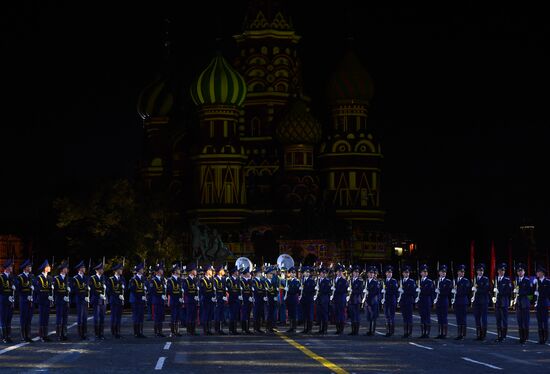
[137,1,388,264]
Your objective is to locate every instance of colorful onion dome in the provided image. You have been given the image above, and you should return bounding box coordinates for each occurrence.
[327,48,374,105]
[137,77,174,120]
[275,98,322,145]
[190,54,247,107]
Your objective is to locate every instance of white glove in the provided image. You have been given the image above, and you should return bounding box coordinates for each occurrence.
[315,285,319,291]
[513,288,519,294]
[8,296,14,303]
[398,287,403,293]
[274,297,278,301]
[346,295,350,302]
[222,296,228,302]
[63,296,70,302]
[313,295,317,301]
[451,288,457,294]
[67,286,71,293]
[534,291,539,296]
[27,296,33,302]
[381,299,385,305]
[31,285,34,291]
[12,285,16,290]
[179,298,184,304]
[381,289,386,294]
[142,296,147,301]
[122,284,125,289]
[194,296,199,302]
[48,296,54,301]
[248,297,254,303]
[119,295,124,300]
[363,288,368,294]
[103,284,107,290]
[263,296,268,302]
[211,297,217,302]
[493,287,498,293]
[414,297,419,303]
[471,286,477,292]
[84,297,90,303]
[283,295,287,301]
[238,295,243,301]
[100,294,106,300]
[299,286,303,291]
[330,295,334,301]
[331,286,336,291]
[87,286,91,291]
[162,295,167,301]
[435,289,440,294]
[416,287,421,293]
[284,286,289,292]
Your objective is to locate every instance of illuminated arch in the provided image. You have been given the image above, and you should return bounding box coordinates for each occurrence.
[332,140,351,153]
[354,140,376,153]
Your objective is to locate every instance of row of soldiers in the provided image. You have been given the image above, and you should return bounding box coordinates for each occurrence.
[1,259,549,345]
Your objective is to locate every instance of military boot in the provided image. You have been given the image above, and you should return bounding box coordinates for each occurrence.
[435,324,443,339]
[500,327,507,342]
[286,319,295,333]
[475,326,482,341]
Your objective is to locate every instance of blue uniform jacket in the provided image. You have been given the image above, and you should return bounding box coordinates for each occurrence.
[495,276,512,307]
[166,276,183,307]
[366,278,380,305]
[400,278,416,304]
[317,277,331,303]
[15,273,33,300]
[515,277,532,309]
[200,276,215,302]
[128,275,147,304]
[0,273,14,305]
[33,273,52,306]
[472,275,489,305]
[454,277,471,306]
[435,278,452,302]
[384,278,398,303]
[89,274,107,306]
[349,277,363,305]
[150,276,166,305]
[333,276,348,305]
[53,274,70,305]
[226,276,241,303]
[107,275,125,306]
[535,278,550,308]
[213,276,226,303]
[301,277,316,303]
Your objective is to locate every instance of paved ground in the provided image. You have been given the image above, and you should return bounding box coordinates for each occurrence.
[1,312,548,373]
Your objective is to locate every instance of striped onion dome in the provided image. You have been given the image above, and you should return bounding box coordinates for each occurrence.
[190,54,247,107]
[327,48,374,105]
[137,77,174,120]
[275,99,322,145]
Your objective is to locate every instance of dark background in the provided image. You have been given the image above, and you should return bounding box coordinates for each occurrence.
[2,1,549,262]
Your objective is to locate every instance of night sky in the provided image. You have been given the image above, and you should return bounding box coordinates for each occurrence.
[2,1,549,258]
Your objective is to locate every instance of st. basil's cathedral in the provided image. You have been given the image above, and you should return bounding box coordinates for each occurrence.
[136,1,388,265]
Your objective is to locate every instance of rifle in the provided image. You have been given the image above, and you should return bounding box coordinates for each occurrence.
[415,260,421,304]
[450,261,456,307]
[397,262,403,304]
[433,260,440,306]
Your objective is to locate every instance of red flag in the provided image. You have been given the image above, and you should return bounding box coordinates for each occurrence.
[490,240,496,283]
[470,240,475,280]
[508,239,513,276]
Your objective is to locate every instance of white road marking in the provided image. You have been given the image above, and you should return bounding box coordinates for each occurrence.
[163,342,171,350]
[409,342,434,350]
[461,357,503,370]
[155,357,166,370]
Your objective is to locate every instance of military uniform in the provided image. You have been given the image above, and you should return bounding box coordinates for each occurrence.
[278,272,287,326]
[365,267,381,336]
[183,264,199,335]
[150,264,167,337]
[89,263,107,340]
[0,260,15,343]
[471,263,489,340]
[53,263,70,341]
[315,268,331,334]
[166,263,183,337]
[494,263,512,342]
[213,265,227,335]
[534,266,549,344]
[452,265,471,340]
[179,268,188,329]
[382,265,398,337]
[252,268,266,333]
[417,264,434,338]
[128,263,147,338]
[239,267,253,334]
[434,264,452,339]
[34,260,53,342]
[71,261,90,340]
[264,267,279,333]
[106,263,125,338]
[346,267,363,336]
[15,259,33,342]
[300,267,316,334]
[332,265,348,334]
[284,268,300,333]
[226,267,241,335]
[514,263,532,344]
[399,266,416,338]
[199,265,216,335]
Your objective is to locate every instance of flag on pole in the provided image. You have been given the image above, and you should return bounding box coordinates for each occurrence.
[490,240,496,283]
[470,240,475,280]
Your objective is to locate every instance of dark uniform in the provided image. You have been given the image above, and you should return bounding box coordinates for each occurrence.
[150,265,167,337]
[71,261,90,340]
[53,263,70,341]
[199,265,215,335]
[332,265,348,334]
[315,268,331,334]
[514,263,532,344]
[89,263,107,340]
[226,268,241,335]
[264,267,279,333]
[166,264,183,337]
[251,268,266,333]
[34,260,53,342]
[534,266,549,344]
[300,267,316,334]
[494,263,512,342]
[213,266,227,335]
[0,260,15,343]
[399,266,416,338]
[106,263,125,338]
[284,268,300,333]
[472,263,489,340]
[417,264,434,338]
[347,267,363,336]
[365,267,381,336]
[183,264,199,335]
[382,265,398,337]
[15,259,34,342]
[434,264,452,339]
[239,268,253,334]
[128,263,147,338]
